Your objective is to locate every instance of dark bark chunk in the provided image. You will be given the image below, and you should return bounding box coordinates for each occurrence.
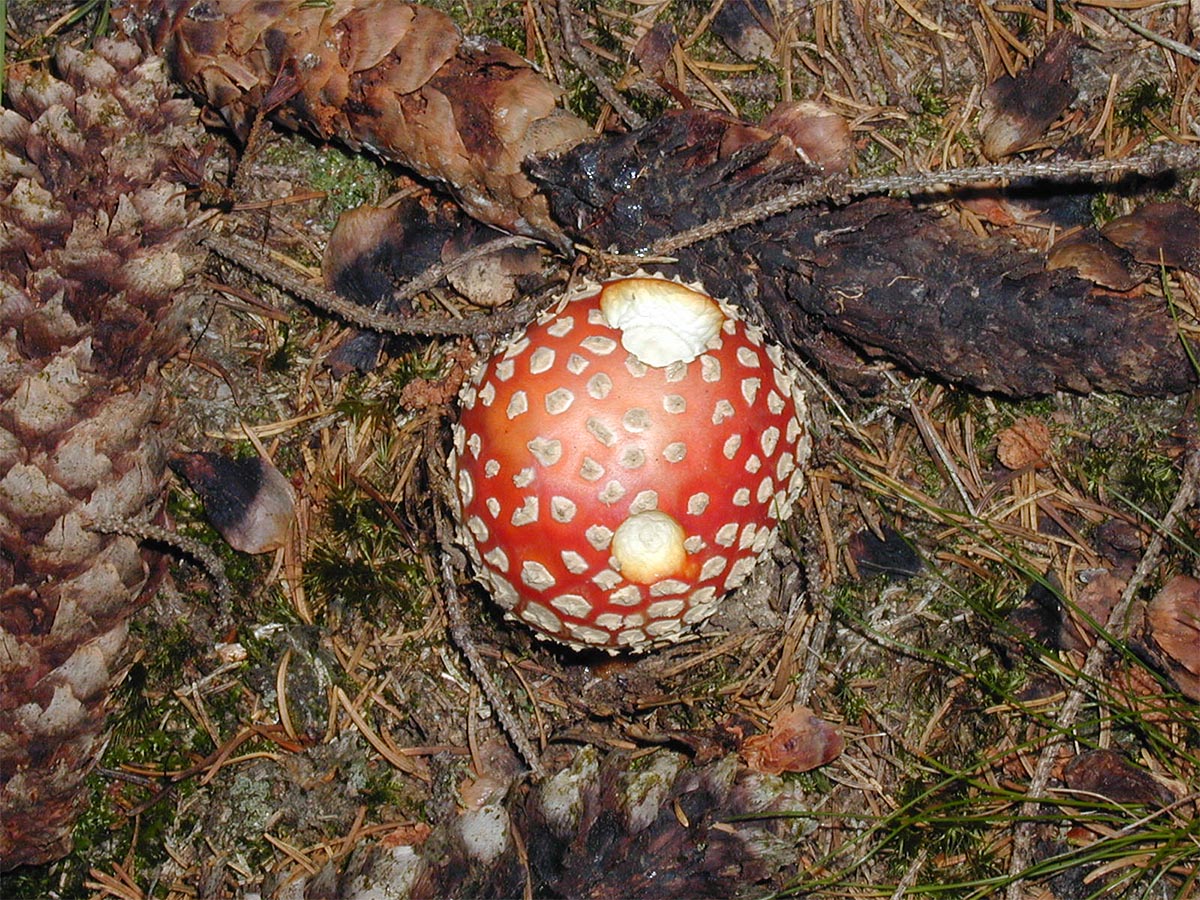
[1064,748,1175,808]
[788,199,1192,396]
[531,109,1197,397]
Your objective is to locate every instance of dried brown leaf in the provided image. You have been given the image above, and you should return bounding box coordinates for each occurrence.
[1101,202,1200,275]
[740,705,843,774]
[1060,571,1125,651]
[996,416,1052,470]
[1146,575,1200,701]
[1064,748,1175,807]
[1046,230,1145,292]
[633,23,677,78]
[170,452,296,554]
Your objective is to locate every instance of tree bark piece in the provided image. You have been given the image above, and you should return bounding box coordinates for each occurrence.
[530,109,1198,397]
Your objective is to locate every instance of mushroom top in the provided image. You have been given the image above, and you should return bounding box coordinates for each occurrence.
[450,274,809,651]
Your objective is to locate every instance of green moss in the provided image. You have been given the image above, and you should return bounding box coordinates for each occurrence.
[259,134,390,231]
[0,865,55,899]
[856,134,902,176]
[438,0,528,51]
[266,321,295,374]
[1116,80,1171,131]
[914,81,950,118]
[111,634,219,762]
[833,670,878,725]
[626,90,673,125]
[304,481,426,621]
[361,767,412,808]
[1090,192,1121,226]
[1071,397,1185,518]
[740,86,780,126]
[970,651,1026,704]
[335,352,444,427]
[785,765,835,796]
[563,74,604,125]
[60,772,125,857]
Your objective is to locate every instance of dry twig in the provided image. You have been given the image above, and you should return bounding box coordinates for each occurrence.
[434,506,546,778]
[1109,10,1200,64]
[646,145,1200,257]
[202,231,544,337]
[557,0,646,130]
[88,515,234,612]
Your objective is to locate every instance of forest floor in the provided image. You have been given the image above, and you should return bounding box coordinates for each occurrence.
[2,0,1199,898]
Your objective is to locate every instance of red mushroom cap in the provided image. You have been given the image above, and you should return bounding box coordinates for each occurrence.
[450,274,809,651]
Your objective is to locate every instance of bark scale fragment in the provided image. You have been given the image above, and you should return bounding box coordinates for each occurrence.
[979,32,1081,160]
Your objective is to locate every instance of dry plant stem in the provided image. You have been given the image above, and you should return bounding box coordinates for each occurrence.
[794,538,834,706]
[1109,10,1200,64]
[838,0,893,105]
[88,516,235,614]
[891,846,929,900]
[201,231,543,336]
[645,146,1200,257]
[557,0,646,130]
[898,377,978,516]
[1005,439,1200,899]
[435,508,546,778]
[528,0,568,87]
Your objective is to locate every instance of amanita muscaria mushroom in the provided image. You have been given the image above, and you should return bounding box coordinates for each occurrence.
[450,274,810,651]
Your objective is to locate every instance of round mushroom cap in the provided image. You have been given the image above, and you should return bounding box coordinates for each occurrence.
[450,274,810,651]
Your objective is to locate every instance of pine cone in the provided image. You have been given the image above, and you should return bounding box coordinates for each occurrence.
[397,748,811,899]
[118,0,591,246]
[0,38,206,870]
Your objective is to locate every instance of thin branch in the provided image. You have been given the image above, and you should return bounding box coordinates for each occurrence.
[557,0,646,131]
[794,547,835,707]
[892,375,978,517]
[1110,9,1200,64]
[891,847,929,900]
[526,0,569,87]
[201,231,543,336]
[391,234,543,307]
[88,515,234,613]
[433,502,546,778]
[645,145,1200,257]
[838,0,900,107]
[1004,438,1200,898]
